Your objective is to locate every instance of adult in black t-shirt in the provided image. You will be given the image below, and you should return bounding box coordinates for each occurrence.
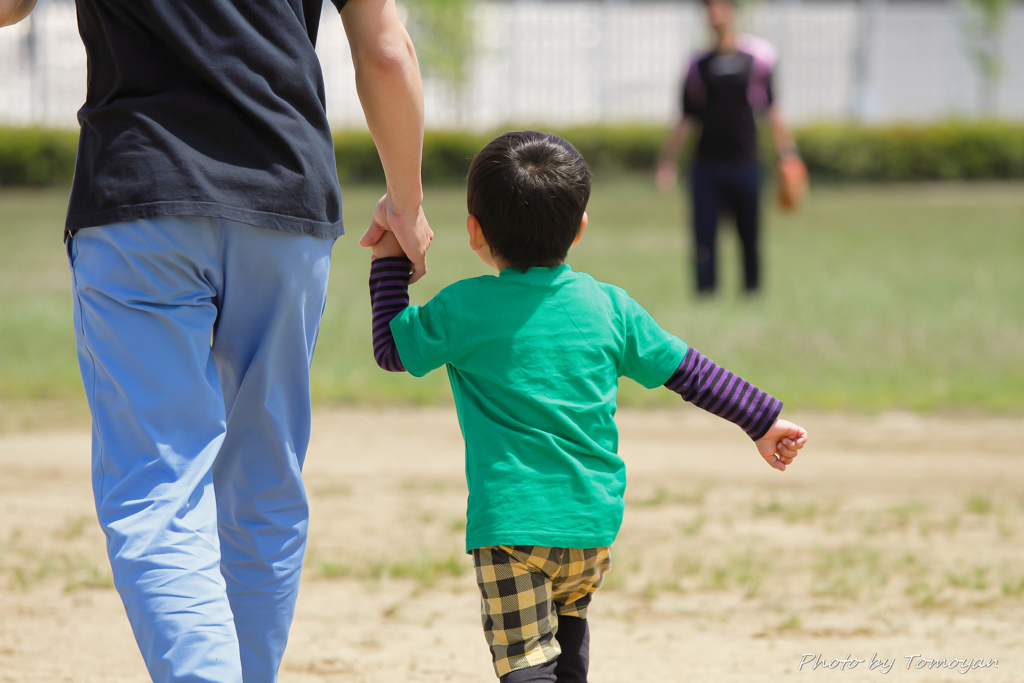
[657,0,798,295]
[2,1,432,681]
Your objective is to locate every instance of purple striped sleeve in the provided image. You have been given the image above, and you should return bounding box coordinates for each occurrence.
[664,347,783,441]
[369,256,412,373]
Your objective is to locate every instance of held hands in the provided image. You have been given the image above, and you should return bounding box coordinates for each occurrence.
[360,193,433,283]
[754,419,807,472]
[369,229,406,260]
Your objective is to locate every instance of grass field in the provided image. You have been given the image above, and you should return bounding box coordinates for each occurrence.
[1,179,1022,430]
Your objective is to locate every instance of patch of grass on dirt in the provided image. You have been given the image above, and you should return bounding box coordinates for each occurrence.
[1002,576,1024,598]
[679,514,705,536]
[309,553,469,589]
[8,550,113,593]
[3,518,113,594]
[965,494,994,515]
[703,550,771,598]
[812,546,888,601]
[628,485,708,508]
[753,498,824,524]
[946,566,990,591]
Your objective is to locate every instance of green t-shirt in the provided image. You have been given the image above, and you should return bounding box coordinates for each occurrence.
[390,265,688,551]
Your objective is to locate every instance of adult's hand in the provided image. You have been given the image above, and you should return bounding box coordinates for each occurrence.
[361,193,432,282]
[342,0,431,281]
[0,0,37,27]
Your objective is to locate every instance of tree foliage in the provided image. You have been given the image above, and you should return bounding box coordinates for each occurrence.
[960,0,1013,113]
[401,0,475,88]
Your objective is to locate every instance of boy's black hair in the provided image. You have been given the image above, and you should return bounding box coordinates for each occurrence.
[467,131,591,270]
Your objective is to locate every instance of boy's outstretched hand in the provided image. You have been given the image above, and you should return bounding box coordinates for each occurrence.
[755,419,807,472]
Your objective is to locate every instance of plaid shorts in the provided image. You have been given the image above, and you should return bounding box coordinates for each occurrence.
[473,545,612,677]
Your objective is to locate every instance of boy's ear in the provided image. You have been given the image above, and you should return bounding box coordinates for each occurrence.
[467,214,489,251]
[571,212,589,246]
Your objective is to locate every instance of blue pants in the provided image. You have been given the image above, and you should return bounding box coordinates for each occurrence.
[67,217,334,683]
[690,161,761,293]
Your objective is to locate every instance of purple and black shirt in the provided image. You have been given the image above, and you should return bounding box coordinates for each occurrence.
[683,34,777,164]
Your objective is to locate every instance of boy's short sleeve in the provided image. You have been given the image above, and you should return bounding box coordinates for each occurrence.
[389,296,453,377]
[619,296,689,389]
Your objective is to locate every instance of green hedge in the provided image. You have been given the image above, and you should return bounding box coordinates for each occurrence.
[335,122,1024,184]
[334,125,667,185]
[2,122,1024,187]
[0,127,78,186]
[797,122,1024,181]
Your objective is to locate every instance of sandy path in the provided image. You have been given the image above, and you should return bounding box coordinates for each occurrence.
[2,408,1022,682]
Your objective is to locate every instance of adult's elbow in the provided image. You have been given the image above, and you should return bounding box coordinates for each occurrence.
[353,33,417,78]
[0,0,38,27]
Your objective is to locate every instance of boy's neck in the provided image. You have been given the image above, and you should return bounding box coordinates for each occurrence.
[498,259,566,272]
[491,254,511,271]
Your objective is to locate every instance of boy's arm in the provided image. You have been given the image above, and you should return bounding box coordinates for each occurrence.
[665,347,806,470]
[664,347,783,440]
[369,253,412,373]
[368,231,453,377]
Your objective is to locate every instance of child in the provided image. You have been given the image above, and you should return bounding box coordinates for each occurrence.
[366,131,807,683]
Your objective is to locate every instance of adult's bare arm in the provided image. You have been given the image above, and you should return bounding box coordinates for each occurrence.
[341,0,433,283]
[0,0,36,27]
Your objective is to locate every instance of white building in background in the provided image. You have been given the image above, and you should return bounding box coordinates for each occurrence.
[2,0,1023,129]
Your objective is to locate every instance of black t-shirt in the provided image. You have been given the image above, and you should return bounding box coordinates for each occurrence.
[68,0,349,239]
[682,35,776,164]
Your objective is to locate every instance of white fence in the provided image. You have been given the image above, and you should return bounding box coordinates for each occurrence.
[2,0,1023,129]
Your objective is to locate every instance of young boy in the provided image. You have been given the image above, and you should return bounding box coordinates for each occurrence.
[366,131,807,683]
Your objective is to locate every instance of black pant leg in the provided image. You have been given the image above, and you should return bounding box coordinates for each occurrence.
[552,616,589,683]
[690,162,720,294]
[500,659,557,683]
[726,163,762,292]
[499,616,590,683]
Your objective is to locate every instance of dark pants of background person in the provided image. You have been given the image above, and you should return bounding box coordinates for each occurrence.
[690,160,761,294]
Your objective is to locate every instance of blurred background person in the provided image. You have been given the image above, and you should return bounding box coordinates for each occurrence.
[657,0,800,297]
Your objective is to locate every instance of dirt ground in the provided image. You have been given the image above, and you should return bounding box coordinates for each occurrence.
[2,408,1022,682]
